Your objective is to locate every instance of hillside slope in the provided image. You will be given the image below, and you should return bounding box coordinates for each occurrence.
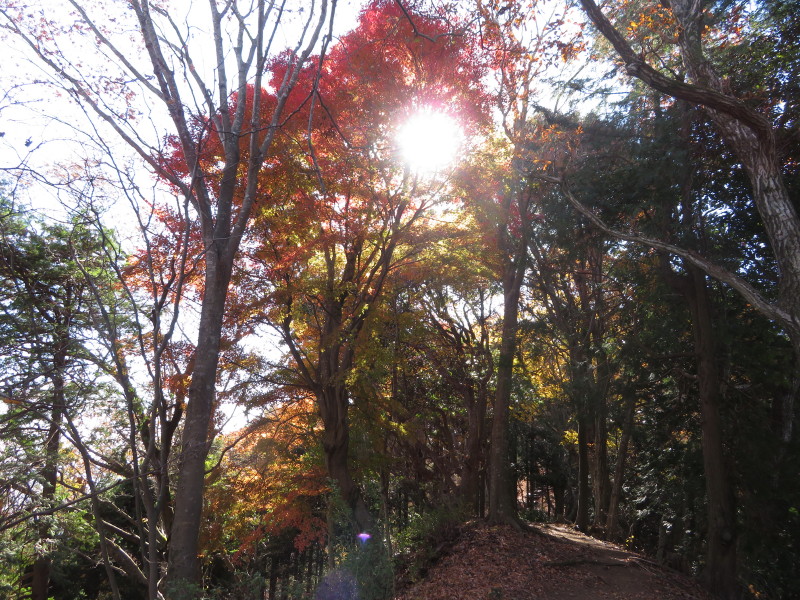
[394,522,712,600]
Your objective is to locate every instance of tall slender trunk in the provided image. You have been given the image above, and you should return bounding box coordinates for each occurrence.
[379,469,393,558]
[487,245,526,526]
[575,416,591,533]
[570,339,594,534]
[577,253,612,530]
[31,352,66,600]
[591,400,611,529]
[684,266,739,599]
[605,392,636,541]
[459,388,488,513]
[166,255,232,595]
[663,252,739,597]
[487,180,531,527]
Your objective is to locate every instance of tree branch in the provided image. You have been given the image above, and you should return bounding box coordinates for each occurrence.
[577,0,772,139]
[535,173,793,331]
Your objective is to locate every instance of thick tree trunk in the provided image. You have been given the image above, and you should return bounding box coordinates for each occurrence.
[684,267,739,599]
[166,257,232,596]
[319,385,374,534]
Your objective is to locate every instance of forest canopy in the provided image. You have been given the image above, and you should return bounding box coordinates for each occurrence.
[0,0,798,599]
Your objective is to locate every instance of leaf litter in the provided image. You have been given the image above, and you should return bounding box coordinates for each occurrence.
[393,521,713,600]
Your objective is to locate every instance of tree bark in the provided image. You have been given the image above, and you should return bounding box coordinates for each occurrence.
[459,387,489,513]
[319,384,375,534]
[590,394,611,529]
[575,416,591,533]
[487,231,527,526]
[31,353,66,600]
[660,251,739,597]
[167,259,232,592]
[685,267,739,599]
[605,391,635,541]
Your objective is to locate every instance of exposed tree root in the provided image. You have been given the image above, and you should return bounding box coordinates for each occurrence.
[544,558,629,568]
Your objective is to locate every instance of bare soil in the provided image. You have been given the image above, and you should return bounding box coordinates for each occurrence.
[394,521,712,600]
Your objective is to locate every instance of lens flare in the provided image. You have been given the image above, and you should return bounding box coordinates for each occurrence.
[397,109,462,174]
[357,532,371,544]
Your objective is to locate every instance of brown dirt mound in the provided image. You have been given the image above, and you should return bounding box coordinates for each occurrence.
[394,521,712,600]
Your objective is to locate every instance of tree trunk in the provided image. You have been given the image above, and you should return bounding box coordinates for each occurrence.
[487,248,526,526]
[575,416,591,533]
[591,400,611,529]
[605,392,636,541]
[380,469,393,559]
[166,257,232,595]
[554,482,565,521]
[487,178,532,527]
[319,384,374,534]
[31,350,67,600]
[684,267,739,599]
[459,388,488,513]
[662,254,739,598]
[578,253,612,531]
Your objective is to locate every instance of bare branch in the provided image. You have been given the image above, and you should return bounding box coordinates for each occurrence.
[536,173,794,331]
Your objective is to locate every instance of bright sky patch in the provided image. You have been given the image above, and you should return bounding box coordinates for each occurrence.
[397,109,463,174]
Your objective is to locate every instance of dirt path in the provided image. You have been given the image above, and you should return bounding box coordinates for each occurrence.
[536,524,710,599]
[394,521,711,600]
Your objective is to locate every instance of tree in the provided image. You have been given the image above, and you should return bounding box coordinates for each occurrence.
[414,243,497,511]
[571,0,800,426]
[224,0,490,533]
[201,396,328,599]
[472,0,586,527]
[548,78,791,594]
[1,0,333,592]
[0,196,129,599]
[523,4,800,593]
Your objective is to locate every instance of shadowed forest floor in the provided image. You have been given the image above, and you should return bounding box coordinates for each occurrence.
[394,522,712,600]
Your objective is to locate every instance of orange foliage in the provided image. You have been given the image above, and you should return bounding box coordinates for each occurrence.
[203,397,330,558]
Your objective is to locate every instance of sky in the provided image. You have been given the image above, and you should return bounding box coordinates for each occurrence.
[0,0,364,214]
[0,0,366,434]
[0,0,599,436]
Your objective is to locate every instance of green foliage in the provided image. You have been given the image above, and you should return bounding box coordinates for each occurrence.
[337,538,394,600]
[164,579,207,600]
[0,528,31,599]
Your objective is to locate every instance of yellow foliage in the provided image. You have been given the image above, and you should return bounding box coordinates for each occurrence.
[562,429,579,448]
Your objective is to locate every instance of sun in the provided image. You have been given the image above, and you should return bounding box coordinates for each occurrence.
[397,109,463,174]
